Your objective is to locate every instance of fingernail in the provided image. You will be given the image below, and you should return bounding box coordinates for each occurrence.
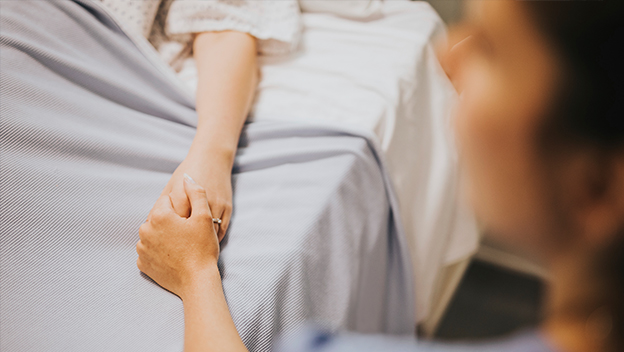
[183,173,197,184]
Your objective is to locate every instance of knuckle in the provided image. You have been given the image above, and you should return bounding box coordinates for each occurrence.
[217,198,231,209]
[150,209,168,223]
[139,226,153,244]
[195,210,211,221]
[138,223,148,237]
[136,241,147,255]
[195,187,207,196]
[170,191,184,203]
[136,258,144,272]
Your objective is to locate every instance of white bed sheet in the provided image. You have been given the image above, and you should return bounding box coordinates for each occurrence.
[178,0,479,323]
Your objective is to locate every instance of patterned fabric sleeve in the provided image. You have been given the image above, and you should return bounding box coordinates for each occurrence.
[165,0,302,56]
[99,0,161,38]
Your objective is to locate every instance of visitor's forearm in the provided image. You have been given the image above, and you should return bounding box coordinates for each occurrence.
[182,266,248,352]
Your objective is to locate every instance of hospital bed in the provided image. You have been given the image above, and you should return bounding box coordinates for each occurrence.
[0,0,477,350]
[256,1,481,334]
[179,0,481,332]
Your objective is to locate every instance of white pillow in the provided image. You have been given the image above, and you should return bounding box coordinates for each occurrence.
[299,0,384,19]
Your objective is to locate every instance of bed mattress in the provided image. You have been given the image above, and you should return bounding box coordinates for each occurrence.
[0,1,414,351]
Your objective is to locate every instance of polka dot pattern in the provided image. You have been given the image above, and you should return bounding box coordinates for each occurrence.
[100,0,160,38]
[99,0,302,71]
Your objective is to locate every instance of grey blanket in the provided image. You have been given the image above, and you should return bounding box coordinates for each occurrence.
[0,1,414,351]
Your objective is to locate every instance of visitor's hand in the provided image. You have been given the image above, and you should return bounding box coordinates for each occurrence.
[160,152,232,241]
[137,175,220,299]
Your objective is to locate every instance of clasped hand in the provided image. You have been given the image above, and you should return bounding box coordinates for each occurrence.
[160,153,233,241]
[136,175,220,299]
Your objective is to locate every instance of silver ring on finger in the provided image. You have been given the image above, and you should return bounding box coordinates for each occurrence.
[212,218,222,225]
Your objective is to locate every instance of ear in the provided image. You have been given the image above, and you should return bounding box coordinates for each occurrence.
[572,151,624,248]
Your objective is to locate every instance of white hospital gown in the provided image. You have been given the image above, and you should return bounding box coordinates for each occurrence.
[100,0,301,71]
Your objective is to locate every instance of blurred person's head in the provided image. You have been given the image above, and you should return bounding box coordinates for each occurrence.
[440,1,623,351]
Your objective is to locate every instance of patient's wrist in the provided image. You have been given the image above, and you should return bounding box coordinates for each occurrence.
[187,143,236,170]
[194,120,239,150]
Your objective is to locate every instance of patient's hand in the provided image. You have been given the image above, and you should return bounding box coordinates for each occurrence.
[137,175,220,299]
[160,151,233,241]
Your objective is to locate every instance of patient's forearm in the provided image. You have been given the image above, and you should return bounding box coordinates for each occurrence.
[179,32,257,352]
[189,31,258,167]
[182,266,248,352]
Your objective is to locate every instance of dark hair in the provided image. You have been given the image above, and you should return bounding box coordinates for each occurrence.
[528,1,623,149]
[524,2,624,351]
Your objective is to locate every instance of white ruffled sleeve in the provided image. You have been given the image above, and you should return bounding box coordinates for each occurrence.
[165,0,302,56]
[100,0,161,38]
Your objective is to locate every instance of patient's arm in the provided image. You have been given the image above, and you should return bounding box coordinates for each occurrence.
[160,30,258,240]
[137,175,248,352]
